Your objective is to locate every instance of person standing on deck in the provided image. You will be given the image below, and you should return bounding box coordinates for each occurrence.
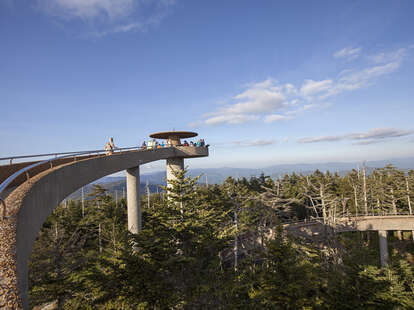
[105,137,117,155]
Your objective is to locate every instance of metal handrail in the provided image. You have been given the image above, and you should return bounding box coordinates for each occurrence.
[0,144,207,164]
[0,143,205,196]
[0,146,150,214]
[0,144,192,218]
[0,146,142,164]
[0,144,209,219]
[0,151,94,196]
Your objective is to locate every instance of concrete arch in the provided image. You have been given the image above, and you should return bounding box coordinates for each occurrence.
[0,147,208,309]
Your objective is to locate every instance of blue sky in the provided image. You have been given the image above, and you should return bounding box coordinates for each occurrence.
[1,0,414,172]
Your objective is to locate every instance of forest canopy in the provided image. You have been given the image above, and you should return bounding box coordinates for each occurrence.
[30,165,414,309]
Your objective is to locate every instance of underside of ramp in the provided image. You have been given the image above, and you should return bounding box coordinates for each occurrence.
[0,146,208,309]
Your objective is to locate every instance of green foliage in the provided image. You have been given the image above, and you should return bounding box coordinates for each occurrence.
[246,229,323,309]
[29,167,414,309]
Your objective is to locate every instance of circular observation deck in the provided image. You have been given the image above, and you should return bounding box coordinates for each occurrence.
[149,131,198,146]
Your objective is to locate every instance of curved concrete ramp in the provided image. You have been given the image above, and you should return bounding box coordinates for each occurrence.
[0,146,208,309]
[284,215,414,268]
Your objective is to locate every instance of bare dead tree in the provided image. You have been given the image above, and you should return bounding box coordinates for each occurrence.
[301,174,339,224]
[362,162,368,215]
[406,174,414,241]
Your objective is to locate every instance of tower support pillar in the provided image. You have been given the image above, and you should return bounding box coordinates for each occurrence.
[378,230,389,267]
[166,158,184,188]
[126,166,141,233]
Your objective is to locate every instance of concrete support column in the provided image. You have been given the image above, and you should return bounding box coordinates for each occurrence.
[166,157,184,187]
[126,166,141,234]
[378,230,389,267]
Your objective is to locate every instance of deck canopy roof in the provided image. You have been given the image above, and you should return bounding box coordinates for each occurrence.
[149,131,198,139]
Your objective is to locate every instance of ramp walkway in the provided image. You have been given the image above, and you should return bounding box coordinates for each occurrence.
[0,145,208,309]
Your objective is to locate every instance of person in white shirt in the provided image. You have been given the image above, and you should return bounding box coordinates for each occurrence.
[105,137,117,155]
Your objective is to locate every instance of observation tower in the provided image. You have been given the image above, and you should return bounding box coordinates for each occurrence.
[125,131,208,234]
[0,130,208,308]
[149,131,203,186]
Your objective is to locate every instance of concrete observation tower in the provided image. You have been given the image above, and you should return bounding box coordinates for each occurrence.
[127,131,208,234]
[149,131,200,185]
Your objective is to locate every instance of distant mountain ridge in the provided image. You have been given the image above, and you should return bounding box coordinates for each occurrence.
[67,157,414,200]
[103,156,414,185]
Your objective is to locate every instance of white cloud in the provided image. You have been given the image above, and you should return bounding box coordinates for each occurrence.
[37,0,175,36]
[204,114,259,125]
[302,58,402,100]
[284,83,297,94]
[332,61,401,94]
[313,55,404,100]
[369,47,408,64]
[38,0,135,19]
[230,139,277,147]
[194,46,410,127]
[300,79,333,97]
[333,47,361,60]
[285,102,332,116]
[232,79,286,113]
[264,114,290,123]
[352,140,383,146]
[231,90,285,113]
[201,79,288,125]
[298,135,344,143]
[198,79,333,126]
[348,128,413,140]
[298,128,414,144]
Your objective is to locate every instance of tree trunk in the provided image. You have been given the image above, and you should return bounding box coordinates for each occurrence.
[55,222,64,310]
[341,196,346,216]
[81,187,85,217]
[98,201,102,253]
[320,185,327,224]
[391,188,402,240]
[353,185,358,216]
[234,207,238,272]
[406,176,414,242]
[276,179,280,197]
[362,163,368,215]
[112,222,116,252]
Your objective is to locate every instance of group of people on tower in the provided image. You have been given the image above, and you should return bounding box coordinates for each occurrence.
[182,139,206,147]
[105,137,208,155]
[141,138,207,150]
[141,139,169,149]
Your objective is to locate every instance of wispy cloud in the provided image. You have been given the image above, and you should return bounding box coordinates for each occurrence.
[369,48,408,64]
[300,79,333,97]
[204,114,259,125]
[352,140,383,146]
[298,135,344,143]
[348,128,413,140]
[264,114,291,123]
[221,139,278,148]
[298,128,414,144]
[37,0,175,36]
[307,48,409,100]
[333,47,361,60]
[202,79,289,125]
[194,46,411,127]
[198,80,332,126]
[38,0,135,19]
